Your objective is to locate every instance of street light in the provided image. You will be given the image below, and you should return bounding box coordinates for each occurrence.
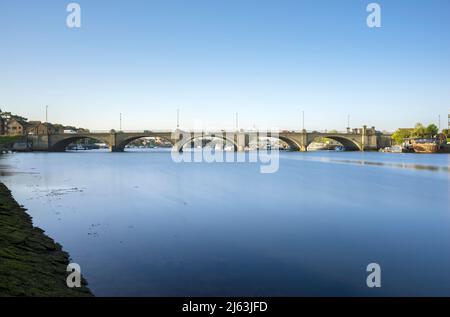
[302,110,305,131]
[347,114,350,133]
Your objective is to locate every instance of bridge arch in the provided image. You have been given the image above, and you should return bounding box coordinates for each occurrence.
[308,135,362,151]
[253,135,302,151]
[116,135,175,151]
[176,134,238,152]
[49,135,112,152]
[277,136,302,151]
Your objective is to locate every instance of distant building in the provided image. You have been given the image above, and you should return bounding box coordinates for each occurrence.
[25,121,42,135]
[29,122,62,135]
[0,115,5,135]
[37,123,50,135]
[6,118,28,136]
[0,109,10,135]
[1,109,86,136]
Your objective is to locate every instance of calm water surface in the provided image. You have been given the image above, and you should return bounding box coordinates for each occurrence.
[1,150,449,296]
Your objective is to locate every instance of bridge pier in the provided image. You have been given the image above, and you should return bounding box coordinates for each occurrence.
[236,132,246,152]
[110,146,124,152]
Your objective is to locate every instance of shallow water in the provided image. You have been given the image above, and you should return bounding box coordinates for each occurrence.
[1,150,449,296]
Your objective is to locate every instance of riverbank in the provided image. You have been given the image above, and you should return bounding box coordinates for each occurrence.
[0,182,92,297]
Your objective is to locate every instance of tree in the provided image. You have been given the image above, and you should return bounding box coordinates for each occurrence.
[11,115,28,122]
[392,129,411,145]
[442,129,449,137]
[412,123,426,138]
[425,124,438,138]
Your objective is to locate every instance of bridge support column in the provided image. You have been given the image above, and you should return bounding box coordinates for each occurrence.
[110,146,124,152]
[171,129,184,152]
[236,132,246,152]
[29,135,51,151]
[109,132,124,152]
[299,130,308,152]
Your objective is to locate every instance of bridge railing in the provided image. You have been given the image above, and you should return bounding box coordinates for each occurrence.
[60,130,175,134]
[83,130,111,134]
[119,130,174,133]
[59,129,361,135]
[279,130,351,134]
[311,130,351,134]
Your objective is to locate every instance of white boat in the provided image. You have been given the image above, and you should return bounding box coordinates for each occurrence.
[308,142,327,151]
[380,145,404,153]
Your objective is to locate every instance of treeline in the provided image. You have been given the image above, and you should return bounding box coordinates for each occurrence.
[392,123,448,145]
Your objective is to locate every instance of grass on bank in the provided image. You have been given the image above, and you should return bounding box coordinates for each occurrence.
[0,136,20,146]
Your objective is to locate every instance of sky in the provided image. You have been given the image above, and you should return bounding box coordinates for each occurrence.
[0,0,450,132]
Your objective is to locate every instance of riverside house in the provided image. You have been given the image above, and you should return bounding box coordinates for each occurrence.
[0,115,5,135]
[5,118,28,136]
[27,122,63,135]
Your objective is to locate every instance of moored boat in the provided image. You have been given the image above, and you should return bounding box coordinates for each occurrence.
[409,138,440,154]
[307,142,327,151]
[380,145,403,153]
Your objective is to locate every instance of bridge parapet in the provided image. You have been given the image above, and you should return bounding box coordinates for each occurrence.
[22,126,389,152]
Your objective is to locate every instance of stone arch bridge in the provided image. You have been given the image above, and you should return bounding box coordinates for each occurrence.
[22,126,392,152]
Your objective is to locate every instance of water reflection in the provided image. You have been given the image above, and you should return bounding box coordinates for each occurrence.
[330,159,450,172]
[280,152,450,173]
[1,151,450,296]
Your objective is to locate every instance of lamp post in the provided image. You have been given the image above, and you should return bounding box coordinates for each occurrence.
[302,110,305,131]
[448,112,450,130]
[347,114,350,133]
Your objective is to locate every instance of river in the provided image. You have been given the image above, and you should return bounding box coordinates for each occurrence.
[0,150,449,296]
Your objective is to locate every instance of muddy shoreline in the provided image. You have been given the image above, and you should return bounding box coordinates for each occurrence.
[0,182,92,297]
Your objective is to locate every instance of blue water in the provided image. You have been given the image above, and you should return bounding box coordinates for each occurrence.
[1,150,449,296]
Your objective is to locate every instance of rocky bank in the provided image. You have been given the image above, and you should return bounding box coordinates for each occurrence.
[0,182,92,296]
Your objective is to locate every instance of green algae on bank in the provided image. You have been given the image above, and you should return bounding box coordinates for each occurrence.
[0,182,92,296]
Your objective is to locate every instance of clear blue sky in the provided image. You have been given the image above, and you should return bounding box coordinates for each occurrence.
[1,0,449,131]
